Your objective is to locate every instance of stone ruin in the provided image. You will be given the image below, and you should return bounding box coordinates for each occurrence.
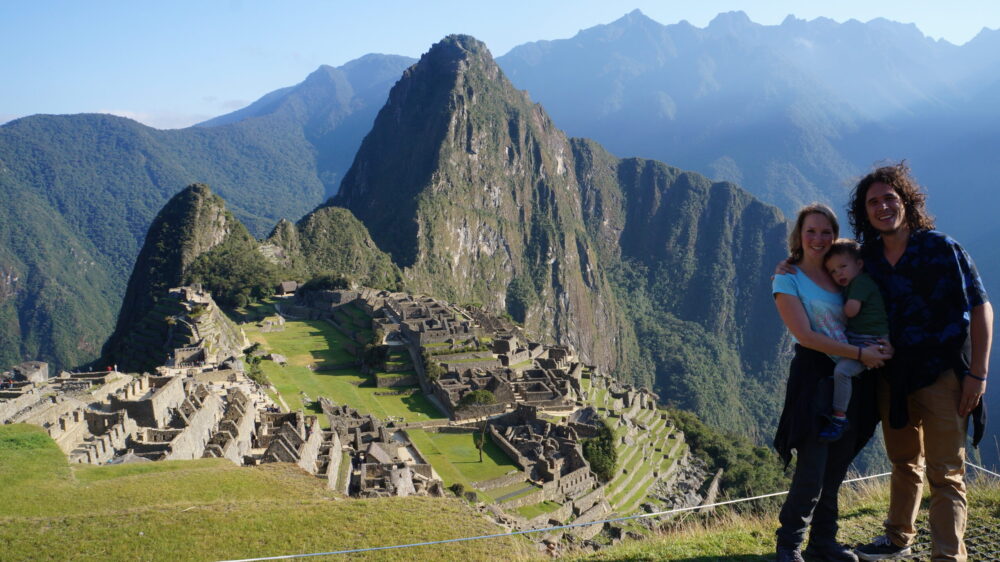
[489,405,596,498]
[1,282,714,552]
[320,397,443,498]
[428,334,585,420]
[483,405,611,539]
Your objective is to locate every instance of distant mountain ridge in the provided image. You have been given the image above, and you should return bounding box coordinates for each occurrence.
[496,10,1000,239]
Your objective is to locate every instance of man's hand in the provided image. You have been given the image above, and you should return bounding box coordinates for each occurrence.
[959,375,986,417]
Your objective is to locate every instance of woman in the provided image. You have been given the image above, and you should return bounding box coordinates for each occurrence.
[772,204,889,562]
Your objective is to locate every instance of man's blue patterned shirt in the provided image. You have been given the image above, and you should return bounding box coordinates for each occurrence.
[861,229,989,388]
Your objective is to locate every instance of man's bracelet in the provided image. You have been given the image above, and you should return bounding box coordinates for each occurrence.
[967,373,988,382]
[857,346,863,362]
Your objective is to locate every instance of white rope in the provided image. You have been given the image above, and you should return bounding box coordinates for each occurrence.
[968,461,1000,479]
[218,470,897,561]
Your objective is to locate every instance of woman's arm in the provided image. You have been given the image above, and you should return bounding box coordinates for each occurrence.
[775,293,888,367]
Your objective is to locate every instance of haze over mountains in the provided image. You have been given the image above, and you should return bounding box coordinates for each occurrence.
[2,11,998,464]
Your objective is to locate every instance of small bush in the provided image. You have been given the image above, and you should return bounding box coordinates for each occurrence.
[459,390,496,408]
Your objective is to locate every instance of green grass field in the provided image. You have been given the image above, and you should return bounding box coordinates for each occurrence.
[263,364,443,425]
[515,500,563,520]
[246,318,445,424]
[406,429,520,499]
[0,425,535,562]
[247,317,356,366]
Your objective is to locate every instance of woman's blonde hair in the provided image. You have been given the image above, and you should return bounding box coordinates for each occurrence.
[788,203,840,264]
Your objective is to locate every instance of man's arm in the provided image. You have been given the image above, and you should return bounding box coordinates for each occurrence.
[960,301,993,416]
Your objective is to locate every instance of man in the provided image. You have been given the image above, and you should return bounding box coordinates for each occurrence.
[849,163,992,561]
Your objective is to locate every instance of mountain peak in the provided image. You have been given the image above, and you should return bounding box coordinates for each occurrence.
[426,34,492,61]
[102,183,250,371]
[708,10,755,31]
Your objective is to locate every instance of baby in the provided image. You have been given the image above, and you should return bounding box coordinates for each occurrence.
[820,239,890,442]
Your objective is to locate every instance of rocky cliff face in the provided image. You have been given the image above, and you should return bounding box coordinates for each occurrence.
[572,141,791,431]
[332,36,791,434]
[333,35,630,372]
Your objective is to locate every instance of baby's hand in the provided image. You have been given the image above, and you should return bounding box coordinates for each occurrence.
[773,259,794,277]
[860,344,891,368]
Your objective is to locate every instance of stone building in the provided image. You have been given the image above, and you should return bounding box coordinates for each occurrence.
[320,398,443,498]
[11,361,49,383]
[488,405,598,503]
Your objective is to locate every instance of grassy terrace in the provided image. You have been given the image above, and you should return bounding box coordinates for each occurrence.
[333,302,374,339]
[514,500,562,520]
[587,382,683,514]
[491,481,537,501]
[246,318,444,425]
[385,348,413,369]
[0,425,534,562]
[406,429,520,501]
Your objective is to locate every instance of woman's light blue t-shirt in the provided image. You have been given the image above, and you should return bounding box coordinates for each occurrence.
[773,266,847,346]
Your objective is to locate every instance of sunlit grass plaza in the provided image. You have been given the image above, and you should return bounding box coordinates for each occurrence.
[246,318,444,424]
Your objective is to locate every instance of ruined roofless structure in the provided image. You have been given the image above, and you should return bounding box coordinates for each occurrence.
[488,405,597,502]
[319,397,443,498]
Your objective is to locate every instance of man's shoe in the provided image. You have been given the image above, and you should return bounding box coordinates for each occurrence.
[855,535,912,560]
[818,416,849,442]
[777,545,806,562]
[804,540,858,561]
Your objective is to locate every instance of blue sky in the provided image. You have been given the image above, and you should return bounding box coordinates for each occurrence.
[3,0,998,129]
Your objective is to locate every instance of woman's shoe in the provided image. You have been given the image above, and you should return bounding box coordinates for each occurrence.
[777,545,806,562]
[803,540,858,561]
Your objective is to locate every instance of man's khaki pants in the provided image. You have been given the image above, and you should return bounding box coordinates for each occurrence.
[879,370,968,562]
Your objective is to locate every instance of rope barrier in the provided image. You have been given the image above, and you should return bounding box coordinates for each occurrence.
[969,461,1000,479]
[219,463,999,561]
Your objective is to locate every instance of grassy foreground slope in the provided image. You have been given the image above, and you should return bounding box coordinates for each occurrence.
[0,424,534,561]
[572,476,1000,561]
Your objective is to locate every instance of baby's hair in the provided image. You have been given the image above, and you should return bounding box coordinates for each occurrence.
[824,238,862,264]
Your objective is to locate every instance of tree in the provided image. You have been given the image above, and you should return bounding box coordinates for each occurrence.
[581,417,617,482]
[300,272,351,291]
[421,350,446,381]
[458,389,496,408]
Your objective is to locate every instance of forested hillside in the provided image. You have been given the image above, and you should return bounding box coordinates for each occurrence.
[0,54,413,371]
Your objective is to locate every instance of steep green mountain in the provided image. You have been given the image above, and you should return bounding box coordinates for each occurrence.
[331,35,791,435]
[105,183,401,372]
[571,140,790,434]
[0,54,413,371]
[101,184,266,371]
[263,207,402,290]
[0,174,117,369]
[332,35,638,383]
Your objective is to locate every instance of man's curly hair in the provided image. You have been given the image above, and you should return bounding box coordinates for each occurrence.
[848,161,935,244]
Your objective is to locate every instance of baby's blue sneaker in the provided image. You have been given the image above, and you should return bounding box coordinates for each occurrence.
[818,416,849,442]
